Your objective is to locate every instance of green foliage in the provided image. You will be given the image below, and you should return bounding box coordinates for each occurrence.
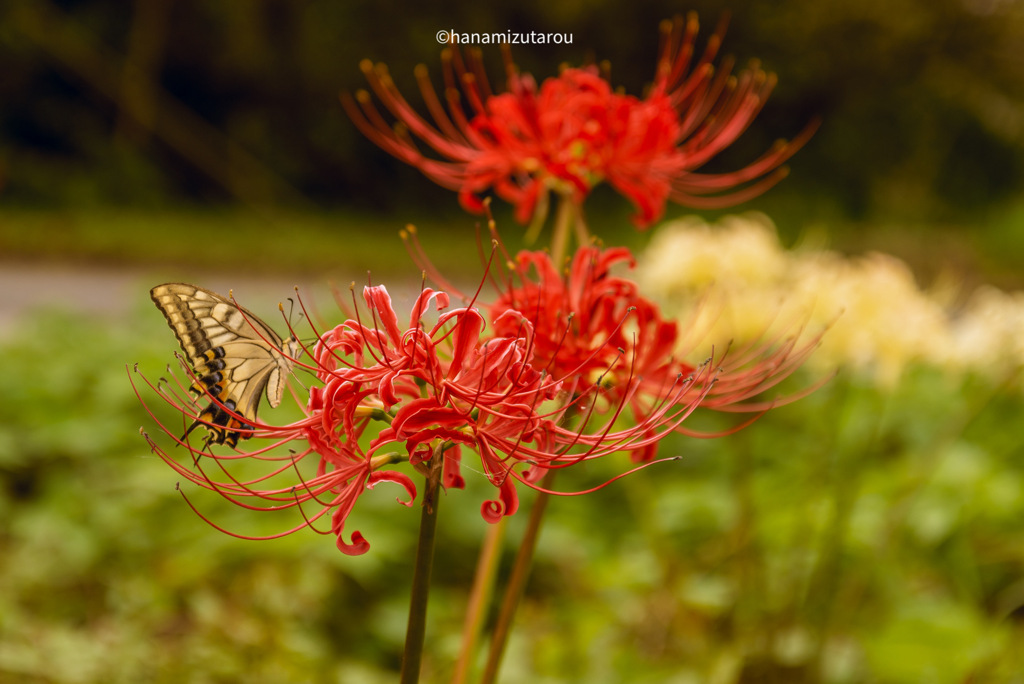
[2,303,1023,682]
[0,310,406,683]
[0,207,487,278]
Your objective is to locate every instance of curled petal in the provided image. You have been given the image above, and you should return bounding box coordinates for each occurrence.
[367,469,418,506]
[481,474,519,523]
[335,527,370,556]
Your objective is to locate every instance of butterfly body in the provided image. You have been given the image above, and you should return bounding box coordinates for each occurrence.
[151,283,299,447]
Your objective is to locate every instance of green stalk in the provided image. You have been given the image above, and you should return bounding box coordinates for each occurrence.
[400,445,445,684]
[479,470,556,684]
[464,194,583,681]
[450,517,507,684]
[549,193,575,268]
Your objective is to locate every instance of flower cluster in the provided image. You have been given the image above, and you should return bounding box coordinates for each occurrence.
[343,13,815,230]
[136,274,717,553]
[136,238,818,553]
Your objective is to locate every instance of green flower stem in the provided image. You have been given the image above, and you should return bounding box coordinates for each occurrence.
[571,200,590,249]
[550,193,575,268]
[400,445,445,684]
[479,470,556,684]
[451,516,507,684]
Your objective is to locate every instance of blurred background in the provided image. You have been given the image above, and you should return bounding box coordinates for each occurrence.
[1,0,1023,682]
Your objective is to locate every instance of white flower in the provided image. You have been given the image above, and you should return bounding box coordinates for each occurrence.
[639,214,1024,388]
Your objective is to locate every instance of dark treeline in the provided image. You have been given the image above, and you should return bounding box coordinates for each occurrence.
[1,0,1022,223]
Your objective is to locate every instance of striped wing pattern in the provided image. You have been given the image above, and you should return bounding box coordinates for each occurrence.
[151,283,297,447]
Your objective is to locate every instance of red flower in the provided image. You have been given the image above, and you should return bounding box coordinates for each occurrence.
[404,226,822,462]
[488,244,821,460]
[134,282,708,554]
[135,258,822,553]
[343,13,814,228]
[489,245,672,391]
[310,285,567,524]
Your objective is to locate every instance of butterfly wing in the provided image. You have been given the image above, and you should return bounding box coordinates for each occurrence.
[151,283,297,447]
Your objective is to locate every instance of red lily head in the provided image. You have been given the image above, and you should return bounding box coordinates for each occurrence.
[343,13,815,229]
[487,242,823,458]
[404,222,823,460]
[488,245,675,389]
[311,284,569,524]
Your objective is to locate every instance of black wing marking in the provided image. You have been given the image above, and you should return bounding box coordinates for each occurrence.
[151,283,297,447]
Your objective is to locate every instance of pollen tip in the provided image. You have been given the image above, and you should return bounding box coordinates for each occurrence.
[359,58,374,73]
[414,63,429,78]
[355,89,371,103]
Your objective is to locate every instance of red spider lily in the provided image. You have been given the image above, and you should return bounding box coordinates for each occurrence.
[407,228,824,461]
[489,245,673,390]
[343,13,815,229]
[496,245,823,458]
[133,281,711,554]
[308,285,568,524]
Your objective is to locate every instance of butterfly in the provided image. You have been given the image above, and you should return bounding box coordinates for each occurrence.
[151,283,300,447]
